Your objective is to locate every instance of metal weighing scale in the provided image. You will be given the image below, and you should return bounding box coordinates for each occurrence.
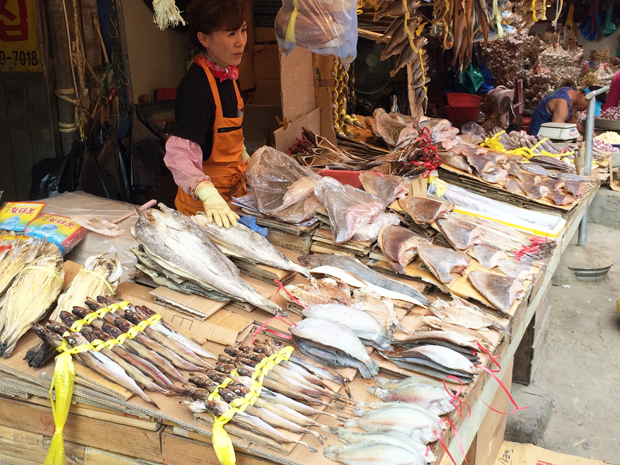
[538,122,579,149]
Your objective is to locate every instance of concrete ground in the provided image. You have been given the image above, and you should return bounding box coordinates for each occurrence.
[515,219,620,462]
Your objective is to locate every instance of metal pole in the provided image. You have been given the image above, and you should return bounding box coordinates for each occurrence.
[578,85,609,246]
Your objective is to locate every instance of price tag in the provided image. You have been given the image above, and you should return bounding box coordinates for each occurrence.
[0,0,42,72]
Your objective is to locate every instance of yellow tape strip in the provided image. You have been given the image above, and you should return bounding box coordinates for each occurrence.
[492,0,503,37]
[532,0,538,22]
[68,301,129,333]
[76,268,115,295]
[210,346,294,465]
[552,0,562,26]
[18,265,63,286]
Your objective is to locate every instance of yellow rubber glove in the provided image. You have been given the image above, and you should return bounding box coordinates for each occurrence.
[195,181,240,228]
[241,145,250,163]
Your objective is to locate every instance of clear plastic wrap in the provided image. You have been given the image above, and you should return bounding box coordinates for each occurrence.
[275,0,358,64]
[417,117,456,141]
[351,212,401,242]
[35,192,141,281]
[369,108,408,148]
[461,121,487,139]
[246,146,321,224]
[314,176,384,243]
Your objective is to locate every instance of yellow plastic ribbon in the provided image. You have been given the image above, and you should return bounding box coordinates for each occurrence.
[532,0,538,22]
[17,265,63,286]
[401,0,418,53]
[210,346,294,465]
[552,0,562,26]
[492,0,503,37]
[285,0,298,44]
[76,268,115,295]
[415,24,428,102]
[45,301,161,464]
[428,176,448,197]
[481,130,507,152]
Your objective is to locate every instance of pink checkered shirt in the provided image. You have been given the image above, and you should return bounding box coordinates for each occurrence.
[164,136,211,200]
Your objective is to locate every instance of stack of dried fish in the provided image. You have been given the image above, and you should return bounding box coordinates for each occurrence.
[288,128,396,170]
[0,237,43,297]
[371,0,429,112]
[31,296,216,406]
[298,253,431,307]
[284,277,408,334]
[183,338,352,451]
[25,253,123,368]
[191,214,311,278]
[0,241,64,357]
[130,203,282,315]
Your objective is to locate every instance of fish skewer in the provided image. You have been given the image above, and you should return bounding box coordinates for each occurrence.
[45,321,159,408]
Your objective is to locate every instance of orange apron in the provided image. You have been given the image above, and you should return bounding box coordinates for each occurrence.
[175,56,247,216]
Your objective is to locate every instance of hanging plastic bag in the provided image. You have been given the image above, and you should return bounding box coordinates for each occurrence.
[275,0,358,64]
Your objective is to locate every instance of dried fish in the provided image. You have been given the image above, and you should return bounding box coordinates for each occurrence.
[0,242,64,357]
[325,442,426,465]
[290,318,379,378]
[417,244,471,283]
[398,197,454,225]
[359,172,409,207]
[498,259,535,281]
[430,297,507,332]
[471,243,508,270]
[302,304,393,350]
[378,225,426,274]
[468,271,524,311]
[367,382,455,415]
[193,214,310,278]
[437,218,485,251]
[132,204,282,315]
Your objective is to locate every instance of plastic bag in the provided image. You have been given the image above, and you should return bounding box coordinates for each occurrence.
[77,124,132,203]
[368,108,409,148]
[29,141,85,200]
[246,146,321,224]
[461,121,487,139]
[275,0,358,64]
[351,212,400,242]
[314,176,384,244]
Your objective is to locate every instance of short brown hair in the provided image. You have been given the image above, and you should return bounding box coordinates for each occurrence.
[188,0,250,51]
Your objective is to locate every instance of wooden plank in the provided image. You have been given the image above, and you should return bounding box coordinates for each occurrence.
[4,81,35,200]
[0,396,163,462]
[25,77,57,163]
[0,83,16,201]
[0,424,85,465]
[161,430,274,465]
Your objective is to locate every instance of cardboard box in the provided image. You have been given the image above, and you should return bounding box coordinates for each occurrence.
[494,441,607,465]
[253,45,281,81]
[238,51,255,91]
[254,27,277,43]
[280,47,315,121]
[252,79,282,105]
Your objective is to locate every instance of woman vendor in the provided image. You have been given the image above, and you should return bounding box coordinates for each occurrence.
[164,0,250,228]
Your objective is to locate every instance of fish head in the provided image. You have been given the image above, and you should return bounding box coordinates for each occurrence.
[32,325,63,348]
[230,385,249,396]
[215,363,234,374]
[207,371,228,383]
[123,310,143,325]
[59,311,79,327]
[223,346,239,358]
[84,297,102,310]
[101,323,122,338]
[219,389,239,402]
[80,327,96,342]
[206,400,229,416]
[91,328,112,342]
[72,306,92,319]
[138,305,156,319]
[218,355,234,364]
[46,320,71,337]
[238,357,257,368]
[114,317,133,332]
[235,366,253,377]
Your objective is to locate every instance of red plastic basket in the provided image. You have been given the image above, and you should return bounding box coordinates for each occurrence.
[318,169,381,188]
[446,92,482,107]
[445,105,480,125]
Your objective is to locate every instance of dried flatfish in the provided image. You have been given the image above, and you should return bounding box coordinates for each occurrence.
[468,271,524,311]
[471,243,507,269]
[399,197,454,225]
[417,244,471,283]
[437,218,485,251]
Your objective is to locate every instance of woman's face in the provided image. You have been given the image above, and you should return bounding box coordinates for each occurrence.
[198,22,248,67]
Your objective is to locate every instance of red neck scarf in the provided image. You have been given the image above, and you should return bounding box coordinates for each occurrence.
[194,54,239,82]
